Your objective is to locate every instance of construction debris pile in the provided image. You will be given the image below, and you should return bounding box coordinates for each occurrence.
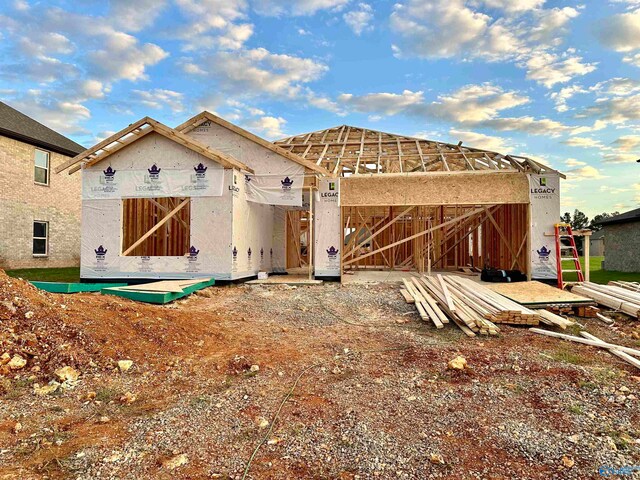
[573,281,640,319]
[401,275,574,337]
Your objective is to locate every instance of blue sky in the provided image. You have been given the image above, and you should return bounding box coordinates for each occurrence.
[1,0,639,217]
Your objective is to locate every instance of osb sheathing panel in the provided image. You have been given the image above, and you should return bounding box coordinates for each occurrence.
[341,171,530,206]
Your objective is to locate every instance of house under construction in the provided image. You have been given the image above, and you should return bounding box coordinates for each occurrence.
[56,114,563,282]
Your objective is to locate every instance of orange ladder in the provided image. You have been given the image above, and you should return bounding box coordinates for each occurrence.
[554,223,584,289]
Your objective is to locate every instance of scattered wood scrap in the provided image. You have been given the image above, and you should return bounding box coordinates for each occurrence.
[579,331,640,370]
[530,328,640,357]
[572,282,640,319]
[531,328,640,370]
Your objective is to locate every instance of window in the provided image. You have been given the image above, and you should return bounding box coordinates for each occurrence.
[34,149,50,185]
[33,221,48,256]
[121,197,191,256]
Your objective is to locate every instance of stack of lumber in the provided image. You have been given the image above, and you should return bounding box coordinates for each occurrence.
[608,281,640,292]
[572,282,640,319]
[400,274,575,336]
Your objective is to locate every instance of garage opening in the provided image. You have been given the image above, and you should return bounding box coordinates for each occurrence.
[341,204,528,273]
[121,197,191,256]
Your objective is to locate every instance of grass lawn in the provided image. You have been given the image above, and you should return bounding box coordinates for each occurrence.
[5,267,80,283]
[562,256,640,284]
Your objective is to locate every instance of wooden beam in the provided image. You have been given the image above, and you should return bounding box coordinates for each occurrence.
[122,198,190,256]
[55,117,151,173]
[344,206,488,266]
[343,206,414,260]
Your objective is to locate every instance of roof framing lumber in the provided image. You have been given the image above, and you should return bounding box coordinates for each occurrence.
[275,125,565,178]
[57,117,255,175]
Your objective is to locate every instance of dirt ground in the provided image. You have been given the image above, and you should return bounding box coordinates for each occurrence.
[1,272,639,480]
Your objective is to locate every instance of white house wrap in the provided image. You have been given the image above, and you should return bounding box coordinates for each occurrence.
[528,173,560,280]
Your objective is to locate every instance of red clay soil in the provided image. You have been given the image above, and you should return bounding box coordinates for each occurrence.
[0,273,639,479]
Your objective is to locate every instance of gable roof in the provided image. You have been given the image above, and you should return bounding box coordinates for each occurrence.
[0,101,84,157]
[55,117,254,175]
[275,125,565,178]
[176,111,330,176]
[597,207,640,227]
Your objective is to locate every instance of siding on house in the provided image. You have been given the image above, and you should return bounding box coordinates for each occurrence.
[0,134,81,269]
[602,222,640,273]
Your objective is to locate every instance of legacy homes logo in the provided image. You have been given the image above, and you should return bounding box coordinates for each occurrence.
[326,246,339,259]
[102,165,116,183]
[536,246,551,261]
[232,246,238,260]
[194,163,207,178]
[531,177,555,195]
[147,164,161,180]
[281,176,294,191]
[321,180,339,202]
[188,245,199,258]
[95,245,107,260]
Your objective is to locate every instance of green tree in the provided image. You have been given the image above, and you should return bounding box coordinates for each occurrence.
[572,209,589,230]
[589,211,620,231]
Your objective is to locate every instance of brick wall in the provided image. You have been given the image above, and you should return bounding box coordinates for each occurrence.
[602,222,640,273]
[0,135,81,269]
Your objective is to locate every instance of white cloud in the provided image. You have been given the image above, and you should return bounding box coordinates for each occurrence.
[252,0,350,16]
[611,134,640,151]
[175,0,252,50]
[449,129,509,152]
[344,3,374,35]
[133,88,185,112]
[567,165,607,180]
[338,90,425,116]
[596,10,640,52]
[337,84,529,123]
[110,0,168,32]
[623,52,640,66]
[245,116,287,138]
[528,7,580,45]
[88,32,168,82]
[562,136,604,148]
[206,47,329,98]
[601,134,640,163]
[479,116,573,136]
[524,52,596,88]
[581,92,640,125]
[390,0,521,60]
[427,84,529,122]
[479,0,545,12]
[591,77,640,96]
[565,158,586,167]
[549,84,587,112]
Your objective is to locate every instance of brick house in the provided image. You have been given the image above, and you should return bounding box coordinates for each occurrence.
[0,101,84,269]
[597,207,640,273]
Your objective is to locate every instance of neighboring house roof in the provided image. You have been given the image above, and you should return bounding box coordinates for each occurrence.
[275,125,565,178]
[55,117,254,175]
[590,229,605,240]
[0,101,84,157]
[596,207,640,227]
[176,111,330,176]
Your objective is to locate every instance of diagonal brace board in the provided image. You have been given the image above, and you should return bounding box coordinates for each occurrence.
[122,198,190,256]
[343,205,414,260]
[343,205,489,266]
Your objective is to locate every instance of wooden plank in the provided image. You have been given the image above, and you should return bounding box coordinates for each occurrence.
[580,332,640,370]
[530,328,640,357]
